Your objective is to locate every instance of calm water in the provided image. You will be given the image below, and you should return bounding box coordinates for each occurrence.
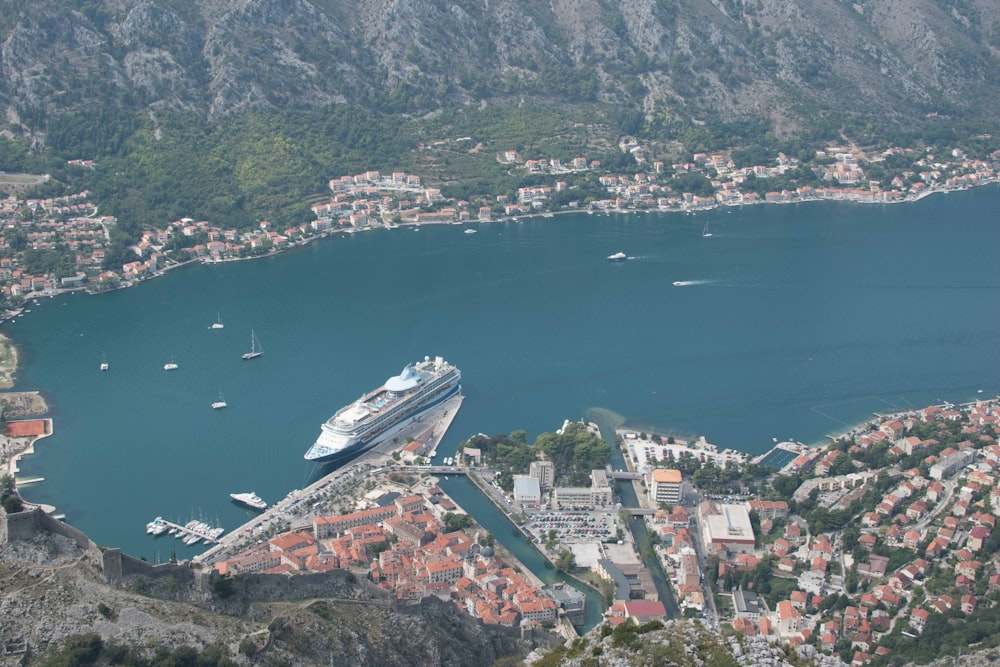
[10,186,1000,562]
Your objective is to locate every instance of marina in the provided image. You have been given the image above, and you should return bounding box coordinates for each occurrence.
[146,517,225,545]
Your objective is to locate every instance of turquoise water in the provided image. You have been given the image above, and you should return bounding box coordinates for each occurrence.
[10,186,1000,564]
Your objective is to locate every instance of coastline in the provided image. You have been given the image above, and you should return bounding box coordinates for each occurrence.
[3,183,996,560]
[7,178,992,315]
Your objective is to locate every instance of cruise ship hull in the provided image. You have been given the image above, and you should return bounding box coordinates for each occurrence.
[305,379,461,464]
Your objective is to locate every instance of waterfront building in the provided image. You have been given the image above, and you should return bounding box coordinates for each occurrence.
[529,460,555,491]
[551,470,613,510]
[542,583,586,626]
[512,476,541,508]
[649,468,682,505]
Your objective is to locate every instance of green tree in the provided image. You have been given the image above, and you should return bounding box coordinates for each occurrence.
[555,549,576,572]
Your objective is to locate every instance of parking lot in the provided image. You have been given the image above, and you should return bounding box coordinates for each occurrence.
[523,510,617,545]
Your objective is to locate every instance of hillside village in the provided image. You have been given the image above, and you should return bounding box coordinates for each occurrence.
[629,398,1000,666]
[0,139,995,310]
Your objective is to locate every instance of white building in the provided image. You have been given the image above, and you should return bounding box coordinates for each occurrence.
[529,460,555,490]
[513,476,541,508]
[649,468,682,505]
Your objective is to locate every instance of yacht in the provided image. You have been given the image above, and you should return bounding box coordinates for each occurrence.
[241,329,263,360]
[100,353,109,372]
[210,313,224,329]
[163,357,179,371]
[230,491,268,511]
[212,391,228,410]
[607,251,627,262]
[464,228,477,234]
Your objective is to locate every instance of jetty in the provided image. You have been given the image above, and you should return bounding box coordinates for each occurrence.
[150,518,223,545]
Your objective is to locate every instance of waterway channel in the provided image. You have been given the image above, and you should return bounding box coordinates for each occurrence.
[589,408,680,617]
[438,475,605,632]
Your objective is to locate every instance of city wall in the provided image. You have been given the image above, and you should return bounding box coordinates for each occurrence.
[2,506,92,548]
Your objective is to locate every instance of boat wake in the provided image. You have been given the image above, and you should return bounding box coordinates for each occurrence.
[672,280,711,287]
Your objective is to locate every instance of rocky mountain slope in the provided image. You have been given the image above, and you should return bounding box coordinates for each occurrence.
[0,530,532,666]
[1,0,998,134]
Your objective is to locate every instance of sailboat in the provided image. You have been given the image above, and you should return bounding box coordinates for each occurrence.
[210,313,224,330]
[212,391,228,410]
[241,330,263,360]
[163,356,179,371]
[100,353,109,372]
[702,222,713,238]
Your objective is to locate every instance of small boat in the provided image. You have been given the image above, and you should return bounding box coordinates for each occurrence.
[210,313,224,330]
[702,222,713,238]
[241,329,263,360]
[672,281,684,286]
[163,357,179,371]
[212,391,228,410]
[230,491,268,511]
[607,251,627,262]
[464,228,477,234]
[100,353,109,372]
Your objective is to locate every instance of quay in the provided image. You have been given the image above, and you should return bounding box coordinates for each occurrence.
[151,518,223,545]
[196,393,464,565]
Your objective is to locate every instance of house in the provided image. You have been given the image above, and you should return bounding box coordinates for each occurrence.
[622,600,667,623]
[910,608,930,633]
[775,600,803,636]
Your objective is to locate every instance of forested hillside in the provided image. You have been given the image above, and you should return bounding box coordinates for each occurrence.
[1,0,999,230]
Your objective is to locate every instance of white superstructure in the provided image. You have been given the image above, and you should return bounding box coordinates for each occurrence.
[304,356,461,463]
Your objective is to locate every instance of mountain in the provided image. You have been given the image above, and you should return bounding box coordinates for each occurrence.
[0,526,534,666]
[1,0,999,134]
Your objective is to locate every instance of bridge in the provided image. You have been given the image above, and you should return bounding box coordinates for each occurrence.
[621,507,656,516]
[607,470,642,480]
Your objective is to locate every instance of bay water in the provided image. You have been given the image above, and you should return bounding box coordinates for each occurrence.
[10,186,1000,563]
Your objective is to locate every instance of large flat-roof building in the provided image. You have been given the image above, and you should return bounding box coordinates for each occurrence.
[513,476,541,508]
[700,502,756,555]
[551,470,613,509]
[649,468,683,505]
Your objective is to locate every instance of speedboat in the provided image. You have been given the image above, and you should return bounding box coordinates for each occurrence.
[607,252,627,262]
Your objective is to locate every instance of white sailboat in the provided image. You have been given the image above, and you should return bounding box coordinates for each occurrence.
[241,329,263,360]
[163,356,179,371]
[702,222,713,238]
[212,391,228,410]
[210,313,224,329]
[100,353,109,372]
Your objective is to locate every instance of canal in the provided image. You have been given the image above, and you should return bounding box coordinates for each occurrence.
[438,475,605,632]
[588,408,680,617]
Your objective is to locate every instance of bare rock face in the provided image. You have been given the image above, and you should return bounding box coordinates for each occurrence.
[0,526,533,666]
[0,0,999,133]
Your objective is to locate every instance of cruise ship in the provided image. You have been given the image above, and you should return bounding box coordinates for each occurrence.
[304,356,461,463]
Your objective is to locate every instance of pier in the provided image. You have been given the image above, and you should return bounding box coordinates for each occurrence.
[196,393,464,565]
[150,518,223,545]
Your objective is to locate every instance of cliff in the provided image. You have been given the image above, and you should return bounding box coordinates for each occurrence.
[0,0,998,132]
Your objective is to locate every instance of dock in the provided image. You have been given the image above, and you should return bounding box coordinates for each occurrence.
[150,518,223,545]
[14,476,44,485]
[196,392,464,565]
